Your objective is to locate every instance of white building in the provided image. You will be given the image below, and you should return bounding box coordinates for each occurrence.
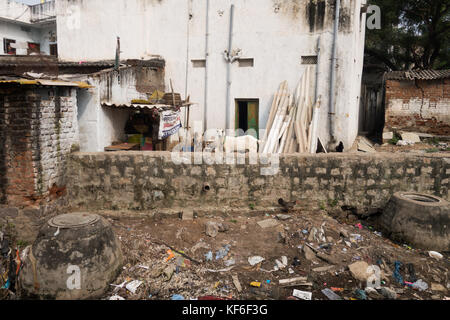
[0,0,57,56]
[54,0,368,152]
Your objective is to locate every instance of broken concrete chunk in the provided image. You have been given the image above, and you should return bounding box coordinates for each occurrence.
[182,209,194,221]
[303,245,317,261]
[205,221,220,238]
[380,287,397,300]
[400,132,421,144]
[276,214,292,221]
[382,132,394,142]
[257,218,280,229]
[205,221,228,237]
[348,261,371,282]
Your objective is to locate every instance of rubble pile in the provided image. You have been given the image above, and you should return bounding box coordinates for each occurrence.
[100,208,449,301]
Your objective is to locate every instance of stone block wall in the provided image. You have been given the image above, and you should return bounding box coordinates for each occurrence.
[385,79,450,135]
[66,152,450,212]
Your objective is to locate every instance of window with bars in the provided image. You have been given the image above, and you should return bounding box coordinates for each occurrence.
[301,55,318,65]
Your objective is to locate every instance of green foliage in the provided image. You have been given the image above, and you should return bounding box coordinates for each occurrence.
[389,133,402,145]
[366,0,450,70]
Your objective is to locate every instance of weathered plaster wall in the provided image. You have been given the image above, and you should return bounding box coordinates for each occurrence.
[56,0,367,150]
[385,79,450,135]
[76,65,165,152]
[66,152,450,213]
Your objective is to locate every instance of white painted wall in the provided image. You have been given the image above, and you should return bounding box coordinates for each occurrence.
[0,0,56,55]
[57,0,367,151]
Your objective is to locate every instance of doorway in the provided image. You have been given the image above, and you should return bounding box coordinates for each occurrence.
[235,99,259,138]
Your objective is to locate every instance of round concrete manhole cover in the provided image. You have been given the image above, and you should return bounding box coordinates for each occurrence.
[48,213,100,229]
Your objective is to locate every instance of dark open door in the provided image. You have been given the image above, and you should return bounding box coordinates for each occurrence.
[235,99,259,138]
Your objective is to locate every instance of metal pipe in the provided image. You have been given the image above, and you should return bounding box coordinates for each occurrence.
[329,0,340,145]
[225,4,235,131]
[204,0,210,132]
[315,36,321,102]
[184,0,192,129]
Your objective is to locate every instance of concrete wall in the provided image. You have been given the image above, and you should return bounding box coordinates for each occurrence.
[66,152,450,213]
[56,0,367,150]
[385,79,450,135]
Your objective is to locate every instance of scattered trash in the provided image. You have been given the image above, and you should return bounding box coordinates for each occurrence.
[350,234,363,243]
[224,258,235,267]
[393,261,404,285]
[279,277,309,286]
[355,223,363,230]
[292,257,301,267]
[250,282,262,288]
[248,256,265,266]
[204,251,213,262]
[171,294,185,300]
[166,250,175,262]
[292,289,312,300]
[322,288,343,300]
[125,280,143,294]
[428,251,443,260]
[109,295,125,300]
[331,287,344,292]
[288,268,295,274]
[266,280,271,284]
[232,275,242,293]
[411,279,428,292]
[215,245,231,260]
[354,289,367,300]
[407,263,417,283]
[206,267,235,273]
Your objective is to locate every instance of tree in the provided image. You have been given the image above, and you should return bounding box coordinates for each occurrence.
[365,0,450,71]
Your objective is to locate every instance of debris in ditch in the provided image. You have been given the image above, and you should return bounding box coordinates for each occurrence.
[248,256,265,266]
[354,289,367,300]
[292,289,312,300]
[428,251,443,260]
[232,275,242,293]
[393,261,404,284]
[204,251,213,262]
[126,280,143,294]
[411,279,429,292]
[322,288,343,300]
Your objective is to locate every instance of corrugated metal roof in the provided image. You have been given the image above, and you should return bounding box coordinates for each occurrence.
[386,69,450,81]
[0,77,93,88]
[102,102,173,110]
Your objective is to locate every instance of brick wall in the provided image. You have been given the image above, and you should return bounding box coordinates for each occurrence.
[385,79,450,135]
[0,86,79,207]
[66,152,450,212]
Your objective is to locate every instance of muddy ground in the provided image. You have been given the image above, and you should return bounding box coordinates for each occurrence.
[100,207,449,301]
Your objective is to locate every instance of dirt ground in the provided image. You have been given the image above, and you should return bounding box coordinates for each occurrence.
[101,207,449,301]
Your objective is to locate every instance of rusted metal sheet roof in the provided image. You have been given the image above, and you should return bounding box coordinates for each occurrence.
[386,69,450,81]
[0,78,93,88]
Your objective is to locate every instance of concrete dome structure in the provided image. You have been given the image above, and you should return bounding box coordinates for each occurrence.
[19,213,123,299]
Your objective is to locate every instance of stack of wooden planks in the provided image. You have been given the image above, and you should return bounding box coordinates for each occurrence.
[261,66,321,154]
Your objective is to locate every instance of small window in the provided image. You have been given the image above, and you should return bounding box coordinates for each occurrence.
[3,39,16,55]
[50,44,58,56]
[27,42,40,55]
[238,58,254,68]
[192,59,206,68]
[301,55,318,65]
